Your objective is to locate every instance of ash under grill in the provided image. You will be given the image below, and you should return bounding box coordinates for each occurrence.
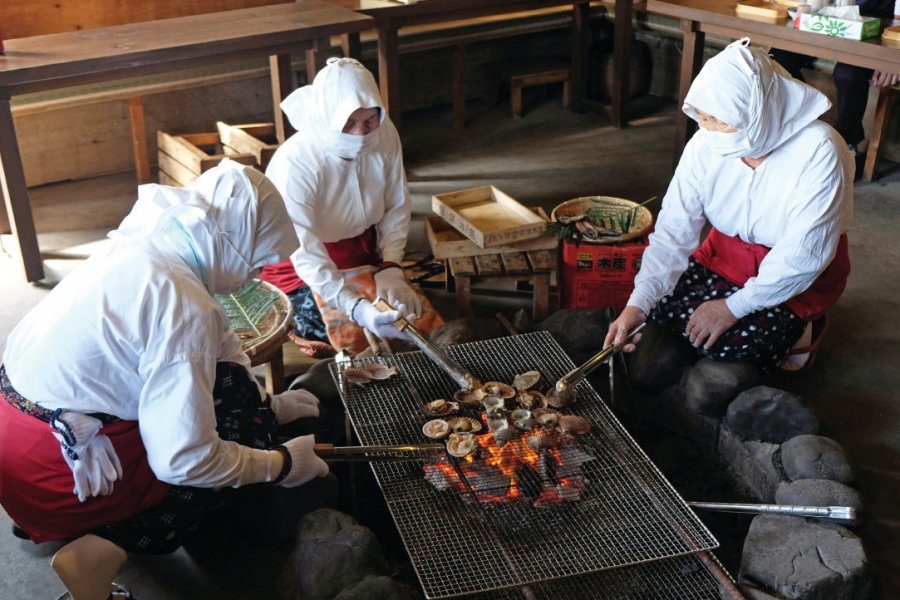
[330,332,722,599]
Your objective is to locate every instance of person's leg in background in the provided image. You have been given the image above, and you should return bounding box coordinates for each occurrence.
[833,62,874,150]
[768,49,814,81]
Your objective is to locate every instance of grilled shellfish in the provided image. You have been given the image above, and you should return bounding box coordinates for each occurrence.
[447,416,483,434]
[513,370,542,391]
[510,408,534,431]
[482,381,515,399]
[343,364,398,386]
[454,388,486,406]
[446,432,477,457]
[534,409,561,428]
[423,399,459,417]
[516,390,547,410]
[422,419,451,439]
[558,415,591,435]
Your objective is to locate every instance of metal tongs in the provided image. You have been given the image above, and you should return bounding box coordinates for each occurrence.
[373,297,480,391]
[550,322,646,402]
[689,501,858,524]
[314,443,444,462]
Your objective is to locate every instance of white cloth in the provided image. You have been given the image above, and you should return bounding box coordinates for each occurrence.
[3,162,300,488]
[267,58,411,314]
[628,40,854,320]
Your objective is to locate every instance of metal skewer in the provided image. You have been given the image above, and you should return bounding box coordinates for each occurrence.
[689,501,858,524]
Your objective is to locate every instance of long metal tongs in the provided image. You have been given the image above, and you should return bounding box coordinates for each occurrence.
[689,501,858,524]
[551,322,646,400]
[314,443,444,462]
[372,297,480,391]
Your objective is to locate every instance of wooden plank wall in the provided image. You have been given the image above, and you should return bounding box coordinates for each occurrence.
[0,0,291,38]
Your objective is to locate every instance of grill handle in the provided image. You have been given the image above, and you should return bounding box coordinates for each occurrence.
[553,322,646,397]
[373,297,479,391]
[689,501,858,524]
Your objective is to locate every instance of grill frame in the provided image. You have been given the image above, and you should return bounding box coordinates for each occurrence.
[330,331,721,599]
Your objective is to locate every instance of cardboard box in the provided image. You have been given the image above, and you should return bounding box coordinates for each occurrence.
[216,122,281,171]
[798,12,880,40]
[432,185,548,248]
[157,130,255,187]
[558,236,648,310]
[425,207,557,259]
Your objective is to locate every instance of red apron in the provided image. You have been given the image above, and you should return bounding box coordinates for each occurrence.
[692,228,850,321]
[0,397,170,543]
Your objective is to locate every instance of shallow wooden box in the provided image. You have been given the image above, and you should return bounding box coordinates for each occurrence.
[157,130,255,187]
[216,121,281,171]
[425,207,557,259]
[432,185,548,248]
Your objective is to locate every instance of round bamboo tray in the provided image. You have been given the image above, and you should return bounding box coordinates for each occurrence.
[227,280,293,365]
[551,196,653,245]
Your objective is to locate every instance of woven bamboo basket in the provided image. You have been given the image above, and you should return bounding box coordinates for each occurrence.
[216,280,293,364]
[551,196,653,245]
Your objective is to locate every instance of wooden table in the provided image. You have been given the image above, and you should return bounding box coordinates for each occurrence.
[647,0,900,163]
[0,1,372,283]
[329,0,636,130]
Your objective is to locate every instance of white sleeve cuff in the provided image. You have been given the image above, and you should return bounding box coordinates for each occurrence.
[725,292,753,320]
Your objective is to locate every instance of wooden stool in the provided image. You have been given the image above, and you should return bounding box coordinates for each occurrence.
[863,84,899,182]
[487,58,572,119]
[448,250,555,321]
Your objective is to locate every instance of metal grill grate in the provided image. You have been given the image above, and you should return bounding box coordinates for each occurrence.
[330,331,720,599]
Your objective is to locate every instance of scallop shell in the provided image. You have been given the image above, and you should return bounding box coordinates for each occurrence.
[525,435,545,452]
[481,396,507,416]
[343,364,398,386]
[546,387,576,408]
[510,408,534,431]
[558,415,591,435]
[489,418,516,447]
[343,367,374,386]
[513,370,542,391]
[446,432,477,457]
[423,399,459,417]
[422,419,451,439]
[481,381,516,399]
[447,416,483,434]
[534,409,561,428]
[454,388,486,405]
[516,390,547,410]
[363,363,398,380]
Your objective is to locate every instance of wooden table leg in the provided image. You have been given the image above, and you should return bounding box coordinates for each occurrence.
[124,97,151,185]
[571,0,592,113]
[377,23,402,130]
[264,354,286,395]
[0,95,44,282]
[673,20,704,166]
[455,275,473,318]
[269,53,296,144]
[610,0,634,127]
[452,44,467,130]
[342,32,362,60]
[532,272,550,322]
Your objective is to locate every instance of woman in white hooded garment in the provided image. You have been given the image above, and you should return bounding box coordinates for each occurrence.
[0,160,329,556]
[605,39,853,371]
[260,57,443,356]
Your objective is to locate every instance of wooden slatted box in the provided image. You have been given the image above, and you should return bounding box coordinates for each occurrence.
[157,130,256,187]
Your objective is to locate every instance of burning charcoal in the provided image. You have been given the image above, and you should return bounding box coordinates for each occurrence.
[515,462,545,500]
[535,450,557,482]
[466,464,510,496]
[556,484,581,502]
[424,463,456,491]
[555,447,595,479]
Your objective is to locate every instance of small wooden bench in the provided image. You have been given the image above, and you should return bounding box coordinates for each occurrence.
[486,58,572,119]
[448,249,555,321]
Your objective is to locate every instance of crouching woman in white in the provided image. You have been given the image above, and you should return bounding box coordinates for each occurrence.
[0,160,329,554]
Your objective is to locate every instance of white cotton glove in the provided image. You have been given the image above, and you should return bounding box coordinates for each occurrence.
[350,299,405,340]
[50,411,123,503]
[278,435,329,487]
[270,389,320,424]
[374,267,422,319]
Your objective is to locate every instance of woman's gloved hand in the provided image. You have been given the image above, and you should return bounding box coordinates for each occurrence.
[270,389,320,424]
[277,435,329,487]
[350,299,404,339]
[50,411,123,503]
[374,267,422,319]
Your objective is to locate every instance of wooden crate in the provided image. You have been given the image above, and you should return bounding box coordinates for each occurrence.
[216,121,281,171]
[157,130,255,187]
[425,207,557,259]
[432,185,548,248]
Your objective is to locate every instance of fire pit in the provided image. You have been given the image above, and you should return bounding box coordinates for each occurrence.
[329,332,727,599]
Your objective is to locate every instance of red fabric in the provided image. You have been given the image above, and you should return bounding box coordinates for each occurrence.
[692,228,850,321]
[0,398,170,543]
[260,226,381,294]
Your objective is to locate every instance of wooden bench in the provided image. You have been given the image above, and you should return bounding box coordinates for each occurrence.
[486,58,572,119]
[448,249,555,322]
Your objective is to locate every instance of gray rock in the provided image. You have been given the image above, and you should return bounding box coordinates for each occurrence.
[280,508,389,600]
[332,575,418,600]
[781,435,855,484]
[429,317,504,347]
[739,515,874,600]
[685,359,761,417]
[718,427,784,502]
[776,479,863,526]
[725,386,820,443]
[535,308,611,365]
[741,586,782,600]
[624,320,697,392]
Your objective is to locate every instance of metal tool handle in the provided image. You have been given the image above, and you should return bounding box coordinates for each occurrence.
[554,322,646,395]
[689,501,858,523]
[314,443,444,462]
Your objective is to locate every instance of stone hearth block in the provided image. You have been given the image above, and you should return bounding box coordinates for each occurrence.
[781,435,855,484]
[685,358,761,417]
[632,383,721,450]
[623,320,697,392]
[536,308,611,365]
[725,386,820,443]
[719,427,784,501]
[739,515,874,600]
[776,479,864,527]
[741,586,783,600]
[430,317,505,348]
[332,575,418,600]
[281,508,390,600]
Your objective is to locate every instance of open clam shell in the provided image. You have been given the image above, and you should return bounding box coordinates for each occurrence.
[481,395,507,416]
[513,370,542,391]
[533,408,561,428]
[482,381,515,399]
[423,399,459,417]
[447,416,482,434]
[454,388,486,405]
[422,419,451,439]
[558,415,591,435]
[546,387,576,408]
[488,418,516,447]
[363,363,398,380]
[510,408,534,431]
[516,390,547,410]
[446,432,477,457]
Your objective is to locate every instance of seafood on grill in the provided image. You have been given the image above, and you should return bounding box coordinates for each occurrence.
[422,419,451,439]
[534,408,561,428]
[512,370,542,391]
[446,432,477,457]
[516,390,547,410]
[546,387,576,408]
[487,417,516,447]
[510,408,534,431]
[454,387,486,406]
[558,415,591,435]
[481,381,515,399]
[481,395,507,416]
[343,364,398,386]
[447,416,483,434]
[423,399,459,417]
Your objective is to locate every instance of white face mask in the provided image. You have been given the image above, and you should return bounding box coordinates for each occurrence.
[329,130,378,160]
[702,128,753,159]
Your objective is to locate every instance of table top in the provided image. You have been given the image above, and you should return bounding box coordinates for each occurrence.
[328,0,591,25]
[648,0,900,71]
[0,1,372,95]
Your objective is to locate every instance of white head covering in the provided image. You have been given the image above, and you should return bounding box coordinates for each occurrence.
[279,57,388,159]
[110,159,297,295]
[683,38,831,159]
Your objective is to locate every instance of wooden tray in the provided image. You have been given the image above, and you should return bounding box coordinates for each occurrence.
[883,25,900,47]
[432,185,548,248]
[735,0,789,23]
[425,207,557,259]
[551,196,653,245]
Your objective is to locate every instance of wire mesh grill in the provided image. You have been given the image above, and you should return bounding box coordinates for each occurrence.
[329,331,720,599]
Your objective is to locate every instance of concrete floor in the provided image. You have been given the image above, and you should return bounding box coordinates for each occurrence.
[1,93,899,599]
